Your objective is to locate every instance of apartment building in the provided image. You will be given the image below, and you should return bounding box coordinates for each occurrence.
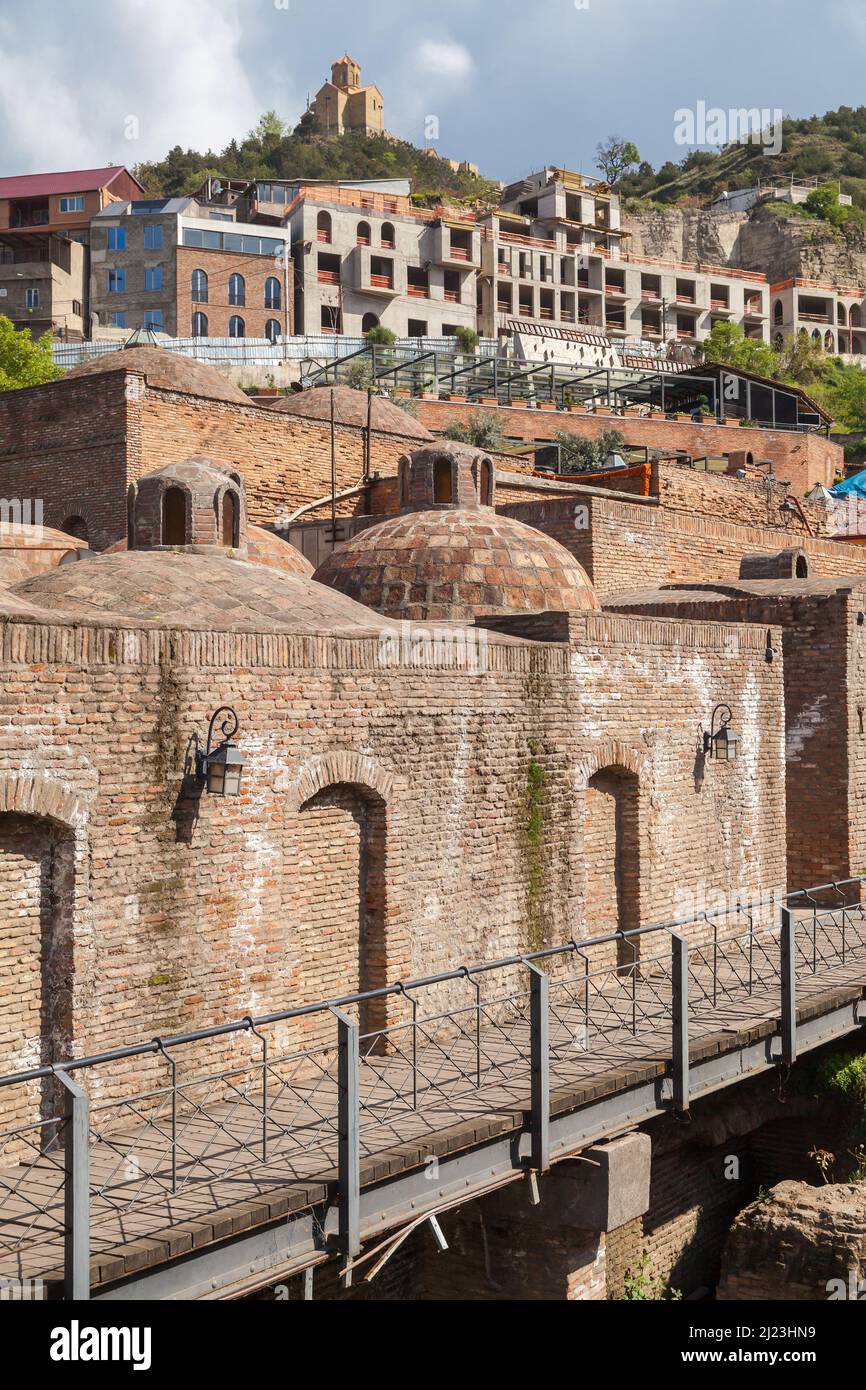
[771,277,866,355]
[286,182,479,338]
[0,166,144,338]
[90,196,293,339]
[477,166,770,350]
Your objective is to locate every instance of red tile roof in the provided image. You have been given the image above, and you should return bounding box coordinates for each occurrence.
[0,166,144,200]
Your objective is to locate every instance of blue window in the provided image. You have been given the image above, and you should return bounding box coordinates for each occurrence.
[144,267,163,291]
[109,311,127,328]
[228,273,245,306]
[144,309,163,330]
[264,276,281,310]
[106,226,126,250]
[190,268,208,302]
[59,195,84,213]
[108,270,125,293]
[143,223,162,249]
[25,288,40,309]
[228,315,245,338]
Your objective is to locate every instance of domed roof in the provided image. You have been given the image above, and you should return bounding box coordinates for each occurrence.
[64,346,252,406]
[246,526,315,576]
[269,385,433,440]
[0,522,88,552]
[137,456,239,490]
[313,508,599,622]
[11,551,391,635]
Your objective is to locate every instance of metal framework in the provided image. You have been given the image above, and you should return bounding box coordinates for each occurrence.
[0,879,864,1299]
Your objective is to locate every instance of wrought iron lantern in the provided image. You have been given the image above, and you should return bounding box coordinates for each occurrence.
[196,707,245,795]
[703,704,738,762]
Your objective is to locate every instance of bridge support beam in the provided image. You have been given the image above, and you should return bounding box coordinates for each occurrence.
[332,1007,360,1260]
[56,1069,91,1302]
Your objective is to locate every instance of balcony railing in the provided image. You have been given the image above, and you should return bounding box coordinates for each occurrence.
[449,246,470,261]
[316,231,331,243]
[605,285,627,296]
[444,289,460,303]
[370,274,394,289]
[407,285,429,299]
[317,270,341,285]
[710,299,730,310]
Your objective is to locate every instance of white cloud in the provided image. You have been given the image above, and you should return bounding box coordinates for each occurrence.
[413,39,475,84]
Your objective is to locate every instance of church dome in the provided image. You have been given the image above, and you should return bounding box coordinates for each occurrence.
[313,441,599,622]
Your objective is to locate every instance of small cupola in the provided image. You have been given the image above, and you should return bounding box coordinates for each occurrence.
[397,441,495,514]
[127,457,247,555]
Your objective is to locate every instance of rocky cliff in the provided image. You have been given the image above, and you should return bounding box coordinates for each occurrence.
[717,1179,866,1299]
[623,205,866,289]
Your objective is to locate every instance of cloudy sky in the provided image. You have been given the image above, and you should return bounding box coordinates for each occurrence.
[2,0,866,180]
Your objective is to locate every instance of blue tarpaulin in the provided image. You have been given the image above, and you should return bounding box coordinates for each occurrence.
[831,469,866,498]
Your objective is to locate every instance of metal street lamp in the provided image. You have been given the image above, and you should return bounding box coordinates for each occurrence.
[196,706,245,796]
[703,704,739,762]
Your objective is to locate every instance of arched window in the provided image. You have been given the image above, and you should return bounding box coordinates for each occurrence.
[773,300,783,325]
[824,330,834,350]
[434,458,452,503]
[228,273,245,306]
[265,318,281,343]
[357,220,371,246]
[479,459,493,506]
[796,554,809,578]
[228,315,245,338]
[61,515,88,542]
[381,221,395,249]
[361,312,380,333]
[221,490,239,547]
[317,210,332,244]
[264,276,281,310]
[191,268,208,303]
[838,303,847,325]
[162,487,188,545]
[192,311,208,337]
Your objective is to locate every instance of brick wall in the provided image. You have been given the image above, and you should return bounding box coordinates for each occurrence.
[176,247,293,340]
[413,398,841,495]
[0,374,422,550]
[0,605,785,1109]
[500,491,866,600]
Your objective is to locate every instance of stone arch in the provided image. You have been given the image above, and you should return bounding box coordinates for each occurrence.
[287,750,395,813]
[288,754,394,1039]
[0,774,87,1138]
[575,744,647,967]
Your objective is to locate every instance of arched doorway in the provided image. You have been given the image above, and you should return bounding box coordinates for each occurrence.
[61,515,88,543]
[0,811,75,1137]
[162,486,187,545]
[583,767,640,966]
[292,783,387,1040]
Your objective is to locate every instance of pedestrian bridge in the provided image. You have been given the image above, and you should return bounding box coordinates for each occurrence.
[1,882,865,1300]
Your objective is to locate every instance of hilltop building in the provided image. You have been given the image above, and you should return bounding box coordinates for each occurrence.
[310,55,385,137]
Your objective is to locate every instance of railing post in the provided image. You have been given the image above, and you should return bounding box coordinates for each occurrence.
[55,1070,90,1301]
[331,1007,360,1258]
[780,905,797,1064]
[671,933,689,1112]
[526,961,550,1173]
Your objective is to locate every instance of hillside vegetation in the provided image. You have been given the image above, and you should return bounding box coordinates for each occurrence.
[618,106,866,211]
[133,111,499,207]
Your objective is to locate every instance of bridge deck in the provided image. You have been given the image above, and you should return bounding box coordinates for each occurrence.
[1,913,865,1295]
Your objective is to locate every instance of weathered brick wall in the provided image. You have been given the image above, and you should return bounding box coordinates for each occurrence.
[413,399,841,495]
[606,588,860,892]
[500,492,866,599]
[0,373,131,550]
[0,607,785,1106]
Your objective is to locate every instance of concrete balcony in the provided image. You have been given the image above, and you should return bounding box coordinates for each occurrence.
[351,246,406,298]
[430,225,481,268]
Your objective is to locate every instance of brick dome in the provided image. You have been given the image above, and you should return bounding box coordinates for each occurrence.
[313,442,598,622]
[269,385,433,440]
[64,346,252,406]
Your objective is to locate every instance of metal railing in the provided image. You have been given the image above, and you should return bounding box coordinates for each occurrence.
[0,879,864,1298]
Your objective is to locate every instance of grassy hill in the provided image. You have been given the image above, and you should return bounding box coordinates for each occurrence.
[133,112,499,208]
[620,107,866,211]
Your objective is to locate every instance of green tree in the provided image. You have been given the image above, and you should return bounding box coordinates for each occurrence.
[454,326,480,354]
[803,183,851,227]
[0,316,61,391]
[552,427,625,471]
[443,410,505,451]
[595,136,640,185]
[365,325,397,346]
[700,321,781,378]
